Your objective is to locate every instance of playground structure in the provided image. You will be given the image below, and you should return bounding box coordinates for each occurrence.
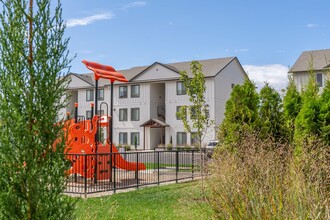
[65,60,146,182]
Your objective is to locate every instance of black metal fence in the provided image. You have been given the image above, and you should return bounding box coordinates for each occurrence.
[65,150,208,196]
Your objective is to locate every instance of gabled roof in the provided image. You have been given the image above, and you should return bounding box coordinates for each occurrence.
[116,66,148,81]
[69,56,242,87]
[140,118,169,127]
[289,49,330,73]
[69,73,94,86]
[165,57,236,78]
[82,72,110,87]
[129,62,180,81]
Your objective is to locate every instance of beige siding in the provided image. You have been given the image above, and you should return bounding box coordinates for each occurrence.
[75,86,110,118]
[165,78,216,147]
[214,59,247,126]
[293,71,310,92]
[112,83,150,149]
[293,71,329,93]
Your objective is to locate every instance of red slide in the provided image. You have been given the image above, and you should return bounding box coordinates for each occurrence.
[111,144,146,171]
[97,144,146,171]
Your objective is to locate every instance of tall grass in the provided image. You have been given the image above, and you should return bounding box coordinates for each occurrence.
[206,133,329,219]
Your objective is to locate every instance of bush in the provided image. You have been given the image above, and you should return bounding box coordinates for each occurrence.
[206,132,329,219]
[184,145,192,151]
[166,144,173,151]
[124,145,131,151]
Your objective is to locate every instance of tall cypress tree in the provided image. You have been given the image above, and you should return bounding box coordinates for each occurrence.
[319,76,330,144]
[283,75,302,143]
[259,83,286,142]
[218,79,259,147]
[294,66,321,147]
[0,0,74,219]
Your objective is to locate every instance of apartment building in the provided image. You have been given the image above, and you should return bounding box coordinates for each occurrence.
[59,57,247,150]
[289,49,330,93]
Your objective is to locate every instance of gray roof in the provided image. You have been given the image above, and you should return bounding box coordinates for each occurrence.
[70,57,239,86]
[140,118,169,127]
[71,73,94,85]
[289,49,330,72]
[118,65,149,81]
[166,57,236,78]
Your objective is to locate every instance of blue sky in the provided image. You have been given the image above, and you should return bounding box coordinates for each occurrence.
[61,0,330,91]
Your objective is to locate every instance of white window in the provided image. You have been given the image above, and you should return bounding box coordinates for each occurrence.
[97,110,104,116]
[119,108,128,121]
[316,73,323,87]
[177,132,187,146]
[86,110,92,119]
[131,85,140,98]
[176,81,186,95]
[131,108,140,121]
[98,89,104,101]
[119,86,128,98]
[119,132,128,145]
[131,132,140,145]
[86,89,94,101]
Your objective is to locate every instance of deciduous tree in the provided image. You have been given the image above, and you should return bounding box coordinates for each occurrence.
[176,61,212,149]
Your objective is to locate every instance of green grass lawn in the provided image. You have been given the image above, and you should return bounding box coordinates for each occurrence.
[74,181,212,220]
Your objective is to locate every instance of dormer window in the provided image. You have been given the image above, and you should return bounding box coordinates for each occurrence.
[316,73,323,87]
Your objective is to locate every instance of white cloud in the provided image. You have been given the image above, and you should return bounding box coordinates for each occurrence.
[306,23,318,28]
[121,1,146,10]
[243,64,289,92]
[67,12,114,28]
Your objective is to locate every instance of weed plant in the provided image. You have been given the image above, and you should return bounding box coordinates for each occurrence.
[206,132,329,219]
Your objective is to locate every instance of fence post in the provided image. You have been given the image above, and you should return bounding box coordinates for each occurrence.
[74,157,78,183]
[176,150,179,183]
[84,154,87,198]
[192,150,194,180]
[109,152,112,190]
[153,150,155,171]
[157,151,160,185]
[114,152,116,193]
[136,152,139,189]
[110,149,113,183]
